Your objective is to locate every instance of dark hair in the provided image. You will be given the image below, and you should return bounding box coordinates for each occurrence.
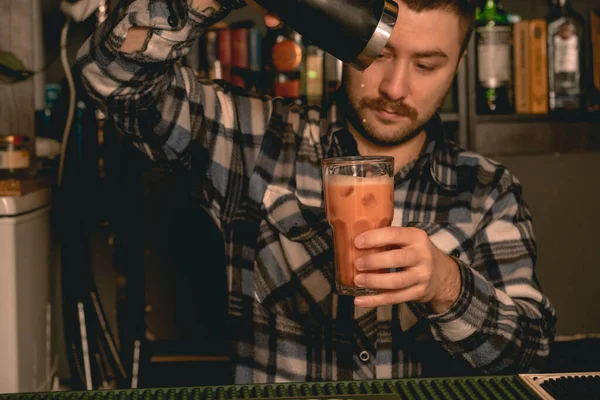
[400,0,476,54]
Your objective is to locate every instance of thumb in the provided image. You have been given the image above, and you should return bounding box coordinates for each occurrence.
[245,0,282,28]
[264,12,282,28]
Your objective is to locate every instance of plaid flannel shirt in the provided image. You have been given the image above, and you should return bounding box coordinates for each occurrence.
[76,0,557,384]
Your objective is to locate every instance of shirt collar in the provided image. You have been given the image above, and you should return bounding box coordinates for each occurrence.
[324,90,458,192]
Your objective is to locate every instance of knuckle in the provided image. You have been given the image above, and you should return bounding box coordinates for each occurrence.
[361,254,373,268]
[385,251,397,268]
[391,249,408,267]
[365,254,380,270]
[381,293,396,306]
[396,249,406,265]
[393,273,404,289]
[422,251,434,263]
[393,227,405,242]
[409,226,422,236]
[420,268,432,282]
[362,274,374,286]
[410,227,428,241]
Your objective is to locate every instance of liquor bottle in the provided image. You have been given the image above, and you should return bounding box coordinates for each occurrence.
[475,0,514,114]
[217,25,233,82]
[204,30,221,80]
[587,9,600,112]
[247,26,263,93]
[230,22,250,88]
[303,38,324,106]
[261,25,279,97]
[323,52,343,104]
[547,0,585,112]
[270,26,304,100]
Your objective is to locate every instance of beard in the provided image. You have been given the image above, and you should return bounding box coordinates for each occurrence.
[342,75,448,148]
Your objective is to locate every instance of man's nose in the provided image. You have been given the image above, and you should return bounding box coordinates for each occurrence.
[379,62,410,101]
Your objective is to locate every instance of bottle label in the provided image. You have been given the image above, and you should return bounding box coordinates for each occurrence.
[550,18,579,73]
[272,39,302,72]
[274,78,300,98]
[477,26,512,88]
[0,150,30,170]
[306,53,323,104]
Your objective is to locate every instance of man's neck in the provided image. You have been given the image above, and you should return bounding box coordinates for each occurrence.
[348,126,428,175]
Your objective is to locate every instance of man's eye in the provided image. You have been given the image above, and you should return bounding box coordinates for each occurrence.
[416,63,435,72]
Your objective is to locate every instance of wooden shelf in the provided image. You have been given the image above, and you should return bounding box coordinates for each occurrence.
[473,119,600,156]
[475,112,600,124]
[440,112,459,122]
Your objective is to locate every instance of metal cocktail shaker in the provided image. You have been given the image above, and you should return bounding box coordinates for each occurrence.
[222,0,399,70]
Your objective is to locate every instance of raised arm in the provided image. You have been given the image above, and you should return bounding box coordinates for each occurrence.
[76,0,273,223]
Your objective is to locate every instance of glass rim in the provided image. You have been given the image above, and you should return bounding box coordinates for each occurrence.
[322,156,394,166]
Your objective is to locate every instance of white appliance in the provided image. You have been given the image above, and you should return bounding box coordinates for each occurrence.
[0,188,53,394]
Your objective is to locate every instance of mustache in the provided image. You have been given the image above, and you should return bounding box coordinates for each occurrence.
[359,97,418,120]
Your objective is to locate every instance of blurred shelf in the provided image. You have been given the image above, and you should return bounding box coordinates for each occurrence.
[440,112,459,122]
[473,120,600,156]
[475,112,600,124]
[151,355,229,363]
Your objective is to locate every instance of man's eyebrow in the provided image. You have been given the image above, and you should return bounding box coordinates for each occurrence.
[382,44,449,59]
[413,49,448,59]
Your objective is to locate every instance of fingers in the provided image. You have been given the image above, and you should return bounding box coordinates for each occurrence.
[264,13,282,28]
[355,248,418,271]
[354,285,425,308]
[354,269,420,291]
[355,227,426,249]
[245,0,282,29]
[121,27,150,53]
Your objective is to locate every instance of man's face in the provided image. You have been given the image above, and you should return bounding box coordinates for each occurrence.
[344,1,463,146]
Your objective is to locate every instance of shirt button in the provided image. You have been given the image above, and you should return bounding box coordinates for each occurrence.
[359,351,370,363]
[167,15,178,27]
[289,225,302,237]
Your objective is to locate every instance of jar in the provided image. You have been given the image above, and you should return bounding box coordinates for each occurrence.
[0,135,32,180]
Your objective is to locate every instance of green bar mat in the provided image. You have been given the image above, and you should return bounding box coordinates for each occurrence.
[0,376,541,400]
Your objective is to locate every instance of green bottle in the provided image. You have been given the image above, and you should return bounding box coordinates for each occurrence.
[475,0,514,114]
